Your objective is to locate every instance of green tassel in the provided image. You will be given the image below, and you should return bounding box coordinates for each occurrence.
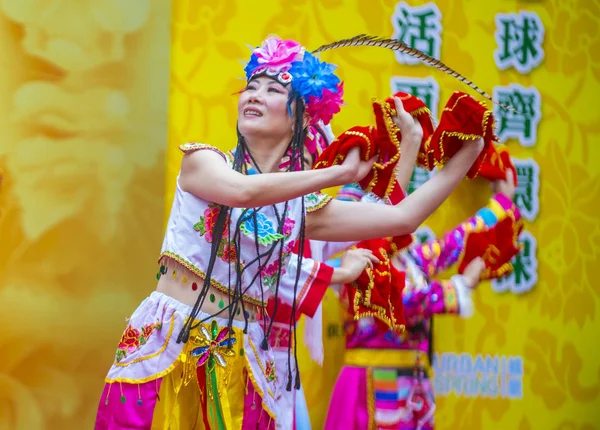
[207,359,227,430]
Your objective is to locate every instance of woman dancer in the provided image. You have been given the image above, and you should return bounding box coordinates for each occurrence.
[95,35,486,429]
[324,168,518,430]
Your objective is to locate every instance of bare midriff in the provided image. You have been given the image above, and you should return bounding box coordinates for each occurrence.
[155,256,261,322]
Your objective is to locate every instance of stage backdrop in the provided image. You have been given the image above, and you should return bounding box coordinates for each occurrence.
[0,1,172,428]
[166,1,600,429]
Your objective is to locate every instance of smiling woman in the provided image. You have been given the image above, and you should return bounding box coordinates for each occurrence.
[94,34,485,429]
[238,77,297,147]
[94,35,355,430]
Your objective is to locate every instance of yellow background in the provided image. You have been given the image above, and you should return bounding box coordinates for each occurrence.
[0,0,171,428]
[166,1,600,429]
[1,0,599,429]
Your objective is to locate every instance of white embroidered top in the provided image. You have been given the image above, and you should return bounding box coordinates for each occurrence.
[160,143,334,308]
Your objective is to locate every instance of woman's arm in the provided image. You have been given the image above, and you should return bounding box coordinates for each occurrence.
[403,256,485,321]
[411,170,519,277]
[179,147,374,208]
[276,248,378,318]
[392,97,422,192]
[395,141,420,193]
[306,138,485,241]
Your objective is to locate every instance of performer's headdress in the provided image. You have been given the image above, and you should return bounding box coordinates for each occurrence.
[244,36,345,127]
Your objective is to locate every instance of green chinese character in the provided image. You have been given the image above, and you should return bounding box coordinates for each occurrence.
[512,237,533,287]
[493,85,541,147]
[515,167,534,213]
[512,158,540,221]
[391,76,440,118]
[494,11,545,74]
[392,3,442,65]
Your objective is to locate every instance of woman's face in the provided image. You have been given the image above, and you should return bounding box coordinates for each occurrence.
[237,76,295,141]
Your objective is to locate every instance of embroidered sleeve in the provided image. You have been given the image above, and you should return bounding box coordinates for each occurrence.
[410,193,521,278]
[179,142,231,163]
[336,183,390,204]
[336,183,366,202]
[402,275,474,321]
[305,192,333,214]
[276,253,334,318]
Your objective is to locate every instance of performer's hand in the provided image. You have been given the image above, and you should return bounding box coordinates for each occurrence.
[493,168,516,200]
[332,248,380,285]
[338,147,378,184]
[463,257,486,289]
[393,96,423,143]
[457,136,485,156]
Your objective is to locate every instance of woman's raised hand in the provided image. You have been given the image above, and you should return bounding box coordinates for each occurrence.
[337,147,378,185]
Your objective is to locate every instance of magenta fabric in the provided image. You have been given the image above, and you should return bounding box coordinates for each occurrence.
[95,376,276,429]
[324,366,370,430]
[242,379,276,430]
[95,379,162,429]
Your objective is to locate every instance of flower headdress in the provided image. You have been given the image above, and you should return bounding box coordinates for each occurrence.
[244,36,344,126]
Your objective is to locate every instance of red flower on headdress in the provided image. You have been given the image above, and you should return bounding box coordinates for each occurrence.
[306,82,344,125]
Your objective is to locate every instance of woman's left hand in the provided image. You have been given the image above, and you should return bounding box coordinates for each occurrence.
[337,147,378,184]
[392,96,423,143]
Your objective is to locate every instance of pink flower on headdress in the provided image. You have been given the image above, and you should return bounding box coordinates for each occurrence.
[254,37,304,72]
[306,82,344,125]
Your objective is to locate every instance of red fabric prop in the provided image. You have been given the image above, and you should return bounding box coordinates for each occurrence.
[457,216,525,280]
[476,144,518,186]
[313,92,433,205]
[418,91,497,178]
[346,236,411,334]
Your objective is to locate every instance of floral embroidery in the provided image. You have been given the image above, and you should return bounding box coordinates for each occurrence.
[305,193,319,205]
[261,260,285,292]
[239,209,285,246]
[305,192,332,213]
[261,239,297,292]
[265,360,276,382]
[115,321,163,362]
[283,217,295,237]
[193,204,237,262]
[190,320,236,368]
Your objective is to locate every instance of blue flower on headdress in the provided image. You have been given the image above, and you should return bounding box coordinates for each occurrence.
[289,52,341,99]
[244,53,261,80]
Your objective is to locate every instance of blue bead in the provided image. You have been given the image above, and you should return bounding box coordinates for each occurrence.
[432,293,438,302]
[137,398,143,406]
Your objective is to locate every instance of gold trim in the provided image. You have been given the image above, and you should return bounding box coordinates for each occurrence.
[107,319,278,422]
[366,367,376,430]
[349,247,405,333]
[344,348,431,371]
[248,336,273,393]
[159,252,264,306]
[372,97,403,200]
[105,361,180,385]
[306,193,333,214]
